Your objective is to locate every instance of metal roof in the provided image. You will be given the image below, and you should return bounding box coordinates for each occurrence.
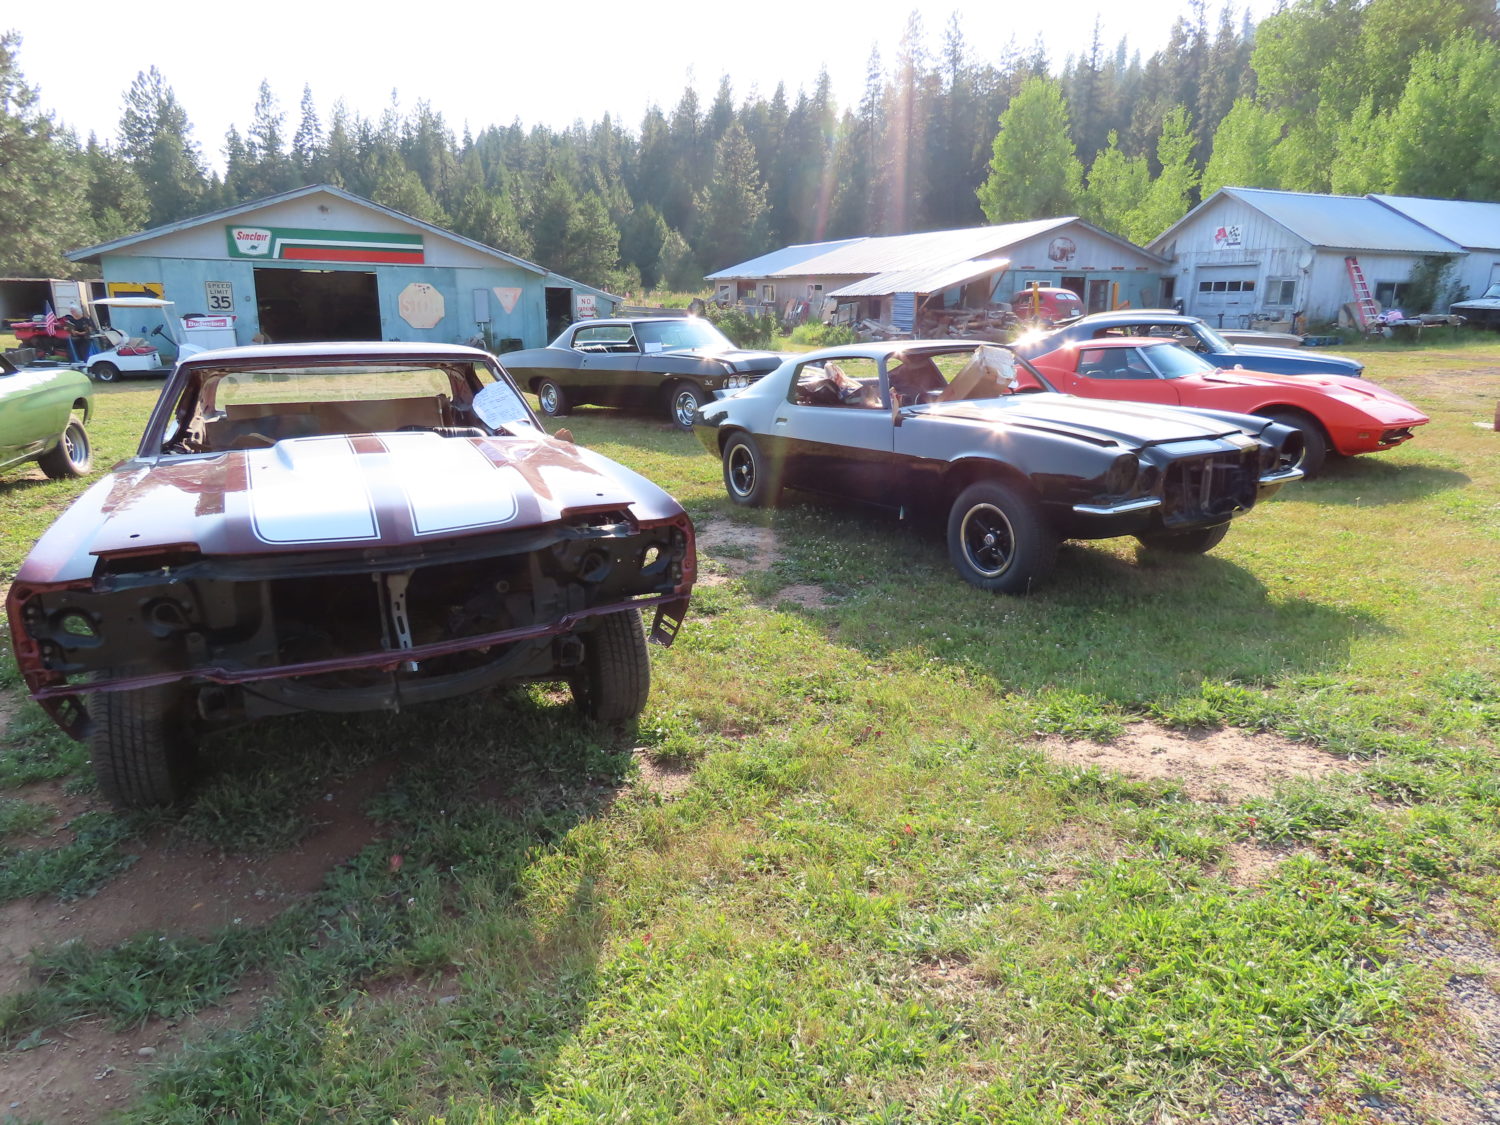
[705,239,867,280]
[828,256,1011,297]
[63,184,620,302]
[780,218,1075,278]
[1202,188,1461,254]
[1370,194,1500,251]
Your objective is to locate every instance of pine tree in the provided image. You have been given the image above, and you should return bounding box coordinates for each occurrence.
[118,66,207,225]
[292,84,325,181]
[693,122,770,272]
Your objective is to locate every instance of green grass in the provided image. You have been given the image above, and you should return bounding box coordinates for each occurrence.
[0,344,1498,1121]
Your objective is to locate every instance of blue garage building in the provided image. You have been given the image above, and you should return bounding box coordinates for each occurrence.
[67,184,617,352]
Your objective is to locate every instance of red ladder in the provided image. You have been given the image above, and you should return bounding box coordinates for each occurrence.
[1345,257,1380,330]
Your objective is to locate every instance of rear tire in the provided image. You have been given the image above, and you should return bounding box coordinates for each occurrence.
[90,679,197,808]
[537,378,570,417]
[1136,523,1230,554]
[946,480,1056,594]
[571,610,650,722]
[1265,411,1328,477]
[89,361,120,383]
[37,419,92,479]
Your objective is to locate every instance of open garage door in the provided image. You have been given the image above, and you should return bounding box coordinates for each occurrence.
[253,268,380,343]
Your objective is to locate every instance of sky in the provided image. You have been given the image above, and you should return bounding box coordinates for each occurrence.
[10,0,1279,169]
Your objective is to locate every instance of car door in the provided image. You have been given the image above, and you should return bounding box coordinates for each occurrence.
[1062,346,1182,407]
[571,324,645,406]
[0,368,70,466]
[768,356,896,503]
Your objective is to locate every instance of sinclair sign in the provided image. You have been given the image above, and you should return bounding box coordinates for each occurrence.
[226,225,424,264]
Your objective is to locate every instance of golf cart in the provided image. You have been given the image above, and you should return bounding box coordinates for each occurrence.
[86,298,209,382]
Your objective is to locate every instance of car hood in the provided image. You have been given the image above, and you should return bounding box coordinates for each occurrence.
[17,431,684,584]
[1196,370,1423,412]
[916,394,1261,449]
[1226,344,1362,371]
[661,346,783,367]
[1453,297,1500,311]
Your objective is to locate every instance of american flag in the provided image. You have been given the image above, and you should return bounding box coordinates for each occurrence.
[43,303,57,333]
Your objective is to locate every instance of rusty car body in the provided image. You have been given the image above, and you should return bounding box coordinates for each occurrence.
[694,342,1303,594]
[502,317,784,429]
[7,342,695,807]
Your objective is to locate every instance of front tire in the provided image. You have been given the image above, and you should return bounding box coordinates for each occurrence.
[90,679,198,807]
[37,419,92,479]
[1136,523,1230,554]
[537,378,570,417]
[89,361,120,383]
[946,480,1056,594]
[571,610,651,722]
[722,432,781,508]
[669,382,708,430]
[1265,411,1328,477]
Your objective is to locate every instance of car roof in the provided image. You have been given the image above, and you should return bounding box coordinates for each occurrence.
[1066,337,1178,348]
[179,341,496,366]
[792,339,1005,362]
[570,317,700,329]
[1073,309,1196,325]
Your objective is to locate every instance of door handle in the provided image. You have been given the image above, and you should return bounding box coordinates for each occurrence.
[774,416,788,425]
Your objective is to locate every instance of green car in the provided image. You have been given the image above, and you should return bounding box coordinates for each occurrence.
[0,354,94,479]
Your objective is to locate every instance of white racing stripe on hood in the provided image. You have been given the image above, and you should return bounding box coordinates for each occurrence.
[381,432,519,534]
[247,436,378,544]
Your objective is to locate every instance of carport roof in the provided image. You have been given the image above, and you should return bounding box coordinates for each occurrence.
[705,239,867,280]
[828,256,1012,297]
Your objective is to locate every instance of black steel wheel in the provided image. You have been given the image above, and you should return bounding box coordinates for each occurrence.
[90,678,198,808]
[669,382,708,430]
[89,361,120,383]
[722,432,781,508]
[1265,411,1328,477]
[571,609,651,722]
[37,419,92,479]
[946,480,1056,594]
[1135,523,1230,554]
[537,378,570,417]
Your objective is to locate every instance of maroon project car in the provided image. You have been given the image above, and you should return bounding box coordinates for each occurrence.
[7,343,696,807]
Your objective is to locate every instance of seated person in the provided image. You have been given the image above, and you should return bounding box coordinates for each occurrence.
[887,353,946,404]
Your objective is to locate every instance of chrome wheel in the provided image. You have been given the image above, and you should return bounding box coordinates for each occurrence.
[537,379,568,417]
[727,442,756,500]
[959,502,1016,579]
[671,384,706,430]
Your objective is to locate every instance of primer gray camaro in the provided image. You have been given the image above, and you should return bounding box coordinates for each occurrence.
[502,317,784,429]
[693,341,1303,593]
[8,342,696,807]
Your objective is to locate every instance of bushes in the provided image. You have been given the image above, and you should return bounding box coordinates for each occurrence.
[789,322,857,348]
[703,305,777,350]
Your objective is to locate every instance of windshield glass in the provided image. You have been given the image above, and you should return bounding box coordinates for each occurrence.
[1144,343,1217,379]
[1190,321,1235,351]
[1482,284,1500,299]
[635,320,733,352]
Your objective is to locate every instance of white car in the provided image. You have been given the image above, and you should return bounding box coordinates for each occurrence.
[1451,282,1500,329]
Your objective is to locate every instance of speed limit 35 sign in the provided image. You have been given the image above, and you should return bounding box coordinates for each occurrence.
[205,281,234,312]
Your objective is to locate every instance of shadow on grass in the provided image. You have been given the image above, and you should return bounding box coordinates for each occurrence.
[703,495,1380,704]
[1304,455,1468,505]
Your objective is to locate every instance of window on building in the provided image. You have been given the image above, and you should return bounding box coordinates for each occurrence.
[1374,281,1410,308]
[1265,279,1297,307]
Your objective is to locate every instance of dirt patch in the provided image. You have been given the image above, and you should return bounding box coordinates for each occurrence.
[915,958,987,999]
[632,750,694,799]
[0,762,393,1001]
[0,972,268,1125]
[1221,840,1316,887]
[1040,721,1361,802]
[694,520,781,576]
[694,520,832,608]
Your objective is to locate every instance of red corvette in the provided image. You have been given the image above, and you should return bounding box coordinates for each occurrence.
[1028,338,1428,475]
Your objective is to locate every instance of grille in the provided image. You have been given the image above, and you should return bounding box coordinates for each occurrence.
[1160,452,1259,526]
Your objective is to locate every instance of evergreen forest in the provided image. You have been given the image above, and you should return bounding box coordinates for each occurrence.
[3,0,1497,292]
